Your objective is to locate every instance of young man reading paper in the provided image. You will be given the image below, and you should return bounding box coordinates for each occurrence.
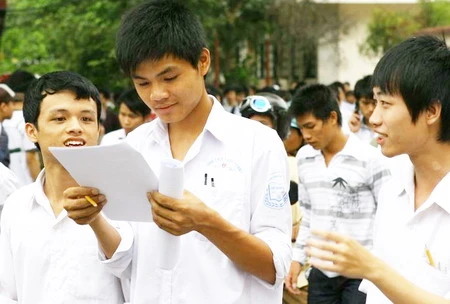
[62,1,292,303]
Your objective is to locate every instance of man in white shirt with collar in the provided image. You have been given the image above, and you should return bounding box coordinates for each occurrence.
[303,35,450,304]
[63,1,292,303]
[0,71,125,303]
[284,84,390,303]
[0,163,19,220]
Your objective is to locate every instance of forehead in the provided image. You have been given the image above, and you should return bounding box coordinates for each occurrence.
[133,55,191,77]
[296,112,320,124]
[40,91,97,113]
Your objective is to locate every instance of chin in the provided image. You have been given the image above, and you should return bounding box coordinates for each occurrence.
[380,147,400,158]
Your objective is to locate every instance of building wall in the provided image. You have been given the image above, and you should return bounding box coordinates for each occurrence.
[317,2,418,88]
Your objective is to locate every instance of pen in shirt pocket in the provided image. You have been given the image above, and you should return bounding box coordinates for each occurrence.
[425,245,435,268]
[203,173,215,187]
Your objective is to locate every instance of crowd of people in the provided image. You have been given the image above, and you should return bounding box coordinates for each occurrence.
[0,0,449,303]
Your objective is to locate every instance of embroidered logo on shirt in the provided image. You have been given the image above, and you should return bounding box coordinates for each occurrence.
[264,173,289,209]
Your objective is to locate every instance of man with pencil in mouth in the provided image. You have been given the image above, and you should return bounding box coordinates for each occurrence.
[0,71,127,303]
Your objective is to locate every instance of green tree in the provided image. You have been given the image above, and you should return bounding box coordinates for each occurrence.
[363,0,450,56]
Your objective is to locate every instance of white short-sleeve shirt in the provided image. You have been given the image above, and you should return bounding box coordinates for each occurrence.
[100,128,126,146]
[104,97,292,304]
[362,162,450,302]
[0,170,125,304]
[3,110,37,186]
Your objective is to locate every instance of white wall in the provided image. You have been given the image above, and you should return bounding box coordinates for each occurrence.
[317,3,418,88]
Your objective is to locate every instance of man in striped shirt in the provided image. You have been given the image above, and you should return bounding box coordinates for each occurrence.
[285,84,390,303]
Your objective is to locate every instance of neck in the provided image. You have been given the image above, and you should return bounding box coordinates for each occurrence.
[411,142,450,208]
[169,93,212,140]
[322,128,348,158]
[43,162,79,216]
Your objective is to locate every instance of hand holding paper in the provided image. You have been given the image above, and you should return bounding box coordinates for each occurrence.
[50,141,158,222]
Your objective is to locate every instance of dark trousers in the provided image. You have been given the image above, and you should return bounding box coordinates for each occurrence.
[307,268,366,304]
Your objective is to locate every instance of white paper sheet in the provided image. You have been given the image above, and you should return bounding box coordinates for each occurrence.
[49,141,158,222]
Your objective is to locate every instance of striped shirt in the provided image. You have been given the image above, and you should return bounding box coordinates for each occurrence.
[293,133,391,276]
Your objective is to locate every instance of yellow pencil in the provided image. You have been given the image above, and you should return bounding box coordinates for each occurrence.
[85,195,98,207]
[425,246,435,267]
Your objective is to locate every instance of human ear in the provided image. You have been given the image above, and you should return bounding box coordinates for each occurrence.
[25,122,39,144]
[198,48,211,76]
[426,100,441,126]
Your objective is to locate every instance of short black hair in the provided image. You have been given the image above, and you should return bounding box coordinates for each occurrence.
[116,0,207,76]
[289,84,342,126]
[354,75,373,101]
[23,71,101,128]
[117,89,151,117]
[372,35,450,142]
[5,69,36,93]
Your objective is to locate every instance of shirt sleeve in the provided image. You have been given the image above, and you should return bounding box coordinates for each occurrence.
[368,156,391,205]
[0,198,18,302]
[292,163,311,265]
[98,218,134,278]
[250,129,292,288]
[0,165,19,206]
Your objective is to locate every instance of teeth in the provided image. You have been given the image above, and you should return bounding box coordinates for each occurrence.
[65,141,84,146]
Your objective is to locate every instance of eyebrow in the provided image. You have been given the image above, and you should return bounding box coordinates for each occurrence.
[132,66,176,80]
[48,109,96,115]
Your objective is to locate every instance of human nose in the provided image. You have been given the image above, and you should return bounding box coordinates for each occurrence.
[302,130,312,141]
[150,83,169,102]
[369,103,382,127]
[66,117,83,133]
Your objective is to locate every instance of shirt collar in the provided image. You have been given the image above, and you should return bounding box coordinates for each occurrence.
[426,172,450,214]
[301,133,369,159]
[31,169,68,219]
[148,95,228,144]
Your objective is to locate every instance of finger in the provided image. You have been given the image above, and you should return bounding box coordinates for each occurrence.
[64,187,100,199]
[308,258,340,273]
[306,237,340,253]
[64,195,104,211]
[151,201,178,223]
[66,202,104,220]
[71,212,102,225]
[153,212,181,235]
[311,229,346,243]
[305,246,335,263]
[149,191,177,211]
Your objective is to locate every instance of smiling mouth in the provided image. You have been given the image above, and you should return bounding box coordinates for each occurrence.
[64,140,86,147]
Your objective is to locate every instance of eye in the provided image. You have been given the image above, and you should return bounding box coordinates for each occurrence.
[164,75,178,81]
[81,116,94,122]
[53,116,65,122]
[137,81,149,87]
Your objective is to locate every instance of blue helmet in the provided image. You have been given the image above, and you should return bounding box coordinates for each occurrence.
[240,92,290,140]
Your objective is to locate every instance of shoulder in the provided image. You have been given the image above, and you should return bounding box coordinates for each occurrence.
[126,120,157,143]
[296,144,318,160]
[2,183,35,217]
[101,129,125,145]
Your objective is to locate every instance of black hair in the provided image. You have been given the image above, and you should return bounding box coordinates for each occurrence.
[0,86,14,104]
[117,89,151,117]
[116,0,207,76]
[24,71,101,128]
[354,75,373,101]
[372,35,450,142]
[5,69,36,93]
[98,87,111,100]
[289,84,342,126]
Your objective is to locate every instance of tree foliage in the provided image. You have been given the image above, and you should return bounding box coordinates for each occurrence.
[1,0,345,88]
[363,0,450,56]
